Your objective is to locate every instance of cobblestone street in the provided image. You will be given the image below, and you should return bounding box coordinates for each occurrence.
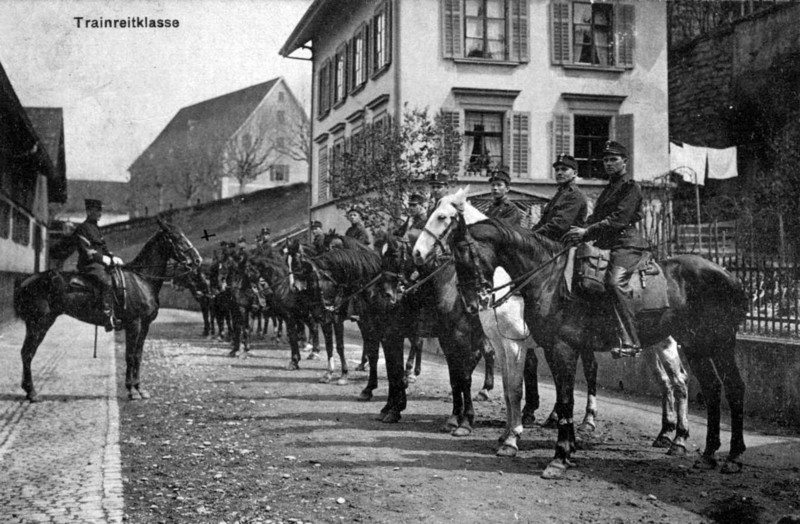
[0,317,123,524]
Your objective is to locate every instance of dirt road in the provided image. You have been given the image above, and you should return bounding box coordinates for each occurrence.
[120,309,800,524]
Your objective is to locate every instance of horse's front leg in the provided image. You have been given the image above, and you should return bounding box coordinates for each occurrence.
[577,348,599,440]
[650,337,688,454]
[318,321,335,384]
[285,316,301,370]
[334,317,349,384]
[475,343,494,401]
[358,327,380,402]
[125,319,150,400]
[21,317,56,402]
[542,338,578,479]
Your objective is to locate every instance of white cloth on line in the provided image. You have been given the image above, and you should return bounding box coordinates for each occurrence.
[669,142,706,185]
[707,146,738,180]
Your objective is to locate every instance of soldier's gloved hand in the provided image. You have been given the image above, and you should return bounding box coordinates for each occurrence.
[102,255,112,266]
[112,256,124,266]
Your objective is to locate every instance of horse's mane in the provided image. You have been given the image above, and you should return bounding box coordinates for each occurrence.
[128,230,163,269]
[469,218,563,259]
[315,248,382,282]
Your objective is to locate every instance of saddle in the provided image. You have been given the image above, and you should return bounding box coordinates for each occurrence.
[568,243,669,313]
[65,267,126,317]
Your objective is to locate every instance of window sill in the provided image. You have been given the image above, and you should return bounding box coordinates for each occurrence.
[317,110,330,122]
[349,83,366,98]
[333,99,347,111]
[560,63,628,73]
[371,64,390,81]
[452,57,522,67]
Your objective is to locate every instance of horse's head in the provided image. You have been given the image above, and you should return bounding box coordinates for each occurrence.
[156,218,202,269]
[451,213,496,314]
[413,186,483,265]
[323,229,344,251]
[380,230,416,306]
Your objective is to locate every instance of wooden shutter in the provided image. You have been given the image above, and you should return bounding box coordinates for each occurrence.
[442,0,463,59]
[384,0,392,67]
[550,2,571,65]
[509,0,529,63]
[615,4,635,69]
[440,109,462,174]
[616,114,634,178]
[318,146,329,202]
[511,112,530,177]
[552,113,572,166]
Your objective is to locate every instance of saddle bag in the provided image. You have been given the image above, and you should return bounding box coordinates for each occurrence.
[574,242,610,295]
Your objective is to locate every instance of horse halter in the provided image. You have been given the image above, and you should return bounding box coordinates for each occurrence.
[420,219,455,258]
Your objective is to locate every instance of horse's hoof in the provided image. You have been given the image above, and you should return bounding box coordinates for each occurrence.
[354,363,366,372]
[336,377,349,386]
[357,390,372,401]
[137,389,151,400]
[451,426,472,437]
[374,411,388,421]
[693,454,718,470]
[496,444,518,457]
[541,416,559,430]
[474,389,490,401]
[667,443,687,456]
[318,373,332,384]
[541,459,572,479]
[406,375,416,384]
[381,411,401,424]
[286,361,300,371]
[521,411,536,428]
[577,421,596,436]
[721,457,743,474]
[306,352,320,360]
[128,390,141,401]
[26,392,40,403]
[652,435,673,449]
[227,350,238,358]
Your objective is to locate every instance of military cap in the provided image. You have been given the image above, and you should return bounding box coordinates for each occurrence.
[408,193,425,205]
[553,154,578,170]
[428,169,451,185]
[84,199,102,212]
[488,168,511,186]
[347,207,363,217]
[310,220,323,229]
[261,227,270,235]
[603,141,628,157]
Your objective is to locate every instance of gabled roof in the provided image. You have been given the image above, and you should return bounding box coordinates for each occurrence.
[0,61,56,189]
[279,0,341,57]
[129,78,281,174]
[26,107,67,203]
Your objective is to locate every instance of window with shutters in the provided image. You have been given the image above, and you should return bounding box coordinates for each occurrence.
[333,44,348,107]
[371,2,392,77]
[318,145,330,201]
[465,111,504,175]
[442,0,529,63]
[331,138,346,196]
[350,24,369,93]
[317,59,332,120]
[573,115,611,178]
[0,199,10,239]
[551,1,635,70]
[12,208,30,246]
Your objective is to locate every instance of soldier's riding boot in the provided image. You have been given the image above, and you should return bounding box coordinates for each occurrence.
[608,266,641,359]
[101,286,119,332]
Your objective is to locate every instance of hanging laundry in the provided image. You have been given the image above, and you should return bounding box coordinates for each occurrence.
[669,142,706,185]
[707,146,738,180]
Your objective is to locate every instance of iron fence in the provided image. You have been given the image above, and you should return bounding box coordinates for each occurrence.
[712,254,800,338]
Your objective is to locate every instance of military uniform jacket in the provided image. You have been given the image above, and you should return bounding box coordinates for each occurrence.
[533,182,588,241]
[585,173,649,251]
[485,196,522,226]
[309,235,326,257]
[345,223,370,246]
[73,219,112,270]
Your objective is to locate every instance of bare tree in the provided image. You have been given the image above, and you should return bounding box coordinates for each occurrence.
[222,133,280,194]
[277,116,311,164]
[171,146,221,206]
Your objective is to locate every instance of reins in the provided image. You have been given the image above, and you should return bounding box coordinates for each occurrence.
[490,245,572,309]
[403,258,452,295]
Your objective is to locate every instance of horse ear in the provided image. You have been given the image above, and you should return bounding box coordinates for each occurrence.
[156,217,166,230]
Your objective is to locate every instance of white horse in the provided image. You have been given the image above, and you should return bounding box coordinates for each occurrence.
[414,187,691,458]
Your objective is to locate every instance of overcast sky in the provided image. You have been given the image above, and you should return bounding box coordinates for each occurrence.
[0,0,312,182]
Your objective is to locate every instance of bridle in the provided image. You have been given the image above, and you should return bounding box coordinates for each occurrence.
[125,228,200,280]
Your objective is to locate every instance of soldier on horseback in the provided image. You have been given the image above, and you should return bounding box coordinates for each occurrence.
[74,199,123,332]
[565,141,650,358]
[309,220,325,256]
[485,168,521,226]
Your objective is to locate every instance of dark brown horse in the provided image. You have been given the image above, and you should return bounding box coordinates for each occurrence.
[413,190,749,477]
[13,219,201,401]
